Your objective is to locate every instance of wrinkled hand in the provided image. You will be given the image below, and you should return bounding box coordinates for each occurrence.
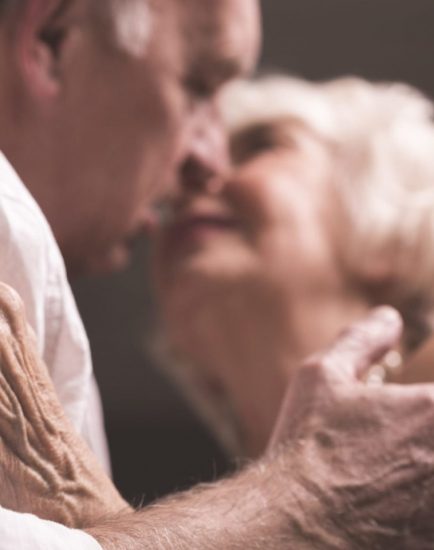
[0,283,129,528]
[269,306,434,548]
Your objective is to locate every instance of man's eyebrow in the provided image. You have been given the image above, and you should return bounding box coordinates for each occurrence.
[191,55,248,87]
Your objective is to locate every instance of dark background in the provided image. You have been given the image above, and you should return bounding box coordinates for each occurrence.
[72,0,434,504]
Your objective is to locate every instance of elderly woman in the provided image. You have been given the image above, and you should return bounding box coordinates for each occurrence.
[151,76,434,457]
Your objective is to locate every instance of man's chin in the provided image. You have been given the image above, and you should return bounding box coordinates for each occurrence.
[70,245,132,278]
[94,245,133,274]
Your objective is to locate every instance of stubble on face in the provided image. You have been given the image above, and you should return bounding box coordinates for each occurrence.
[50,0,186,275]
[70,0,261,275]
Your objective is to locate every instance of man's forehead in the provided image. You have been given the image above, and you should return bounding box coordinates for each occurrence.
[174,0,260,77]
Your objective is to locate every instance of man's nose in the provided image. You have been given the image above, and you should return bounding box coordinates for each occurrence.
[179,105,230,194]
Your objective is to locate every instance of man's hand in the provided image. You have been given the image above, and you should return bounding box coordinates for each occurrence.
[85,307,434,550]
[0,283,129,527]
[268,306,434,547]
[2,290,434,549]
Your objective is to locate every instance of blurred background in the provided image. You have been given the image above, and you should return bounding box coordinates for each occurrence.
[72,0,434,504]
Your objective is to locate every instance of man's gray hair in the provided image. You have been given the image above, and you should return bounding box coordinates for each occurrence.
[108,0,153,57]
[0,0,153,52]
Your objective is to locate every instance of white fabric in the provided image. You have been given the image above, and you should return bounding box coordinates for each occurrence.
[0,152,105,549]
[0,508,102,550]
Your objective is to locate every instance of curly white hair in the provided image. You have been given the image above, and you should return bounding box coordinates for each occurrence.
[221,75,434,348]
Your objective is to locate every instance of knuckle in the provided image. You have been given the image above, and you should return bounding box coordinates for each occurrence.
[0,284,26,332]
[345,326,373,350]
[417,391,434,410]
[300,355,331,383]
[0,285,26,344]
[318,354,338,373]
[0,283,24,315]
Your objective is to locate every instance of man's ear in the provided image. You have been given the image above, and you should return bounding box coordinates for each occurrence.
[15,0,71,100]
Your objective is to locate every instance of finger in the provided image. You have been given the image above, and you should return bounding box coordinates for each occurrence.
[267,307,403,450]
[0,283,27,335]
[307,306,403,384]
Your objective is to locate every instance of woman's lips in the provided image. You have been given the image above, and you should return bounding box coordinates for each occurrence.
[177,214,237,233]
[161,211,239,253]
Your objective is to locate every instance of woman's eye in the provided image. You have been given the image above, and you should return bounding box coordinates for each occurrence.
[231,135,277,164]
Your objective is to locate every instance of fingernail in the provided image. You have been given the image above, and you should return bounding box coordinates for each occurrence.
[371,306,402,325]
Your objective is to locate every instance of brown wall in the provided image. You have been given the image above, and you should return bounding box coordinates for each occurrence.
[72,0,434,503]
[260,0,434,96]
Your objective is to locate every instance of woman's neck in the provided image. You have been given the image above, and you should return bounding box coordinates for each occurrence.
[183,283,372,457]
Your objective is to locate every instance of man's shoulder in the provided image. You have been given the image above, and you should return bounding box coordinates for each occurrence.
[0,152,67,330]
[0,152,60,270]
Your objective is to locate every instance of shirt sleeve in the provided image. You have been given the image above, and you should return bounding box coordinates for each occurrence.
[0,507,103,549]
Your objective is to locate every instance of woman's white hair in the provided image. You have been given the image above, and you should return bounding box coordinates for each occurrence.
[221,76,434,347]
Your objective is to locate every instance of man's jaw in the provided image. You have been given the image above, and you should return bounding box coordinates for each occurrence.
[86,210,160,275]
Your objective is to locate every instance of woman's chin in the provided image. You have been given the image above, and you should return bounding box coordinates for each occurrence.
[157,240,257,291]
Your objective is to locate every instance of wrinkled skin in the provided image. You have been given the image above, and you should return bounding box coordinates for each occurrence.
[269,309,434,548]
[0,283,129,528]
[2,284,434,548]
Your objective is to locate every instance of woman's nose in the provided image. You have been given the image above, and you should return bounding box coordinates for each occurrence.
[179,108,230,194]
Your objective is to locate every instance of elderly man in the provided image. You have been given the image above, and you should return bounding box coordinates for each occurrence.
[1,0,434,549]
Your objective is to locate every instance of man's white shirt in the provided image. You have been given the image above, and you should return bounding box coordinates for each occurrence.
[0,152,105,549]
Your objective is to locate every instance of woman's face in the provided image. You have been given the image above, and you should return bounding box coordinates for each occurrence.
[153,120,340,305]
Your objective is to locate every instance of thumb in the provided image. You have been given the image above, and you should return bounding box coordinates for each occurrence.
[311,305,403,384]
[267,306,402,451]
